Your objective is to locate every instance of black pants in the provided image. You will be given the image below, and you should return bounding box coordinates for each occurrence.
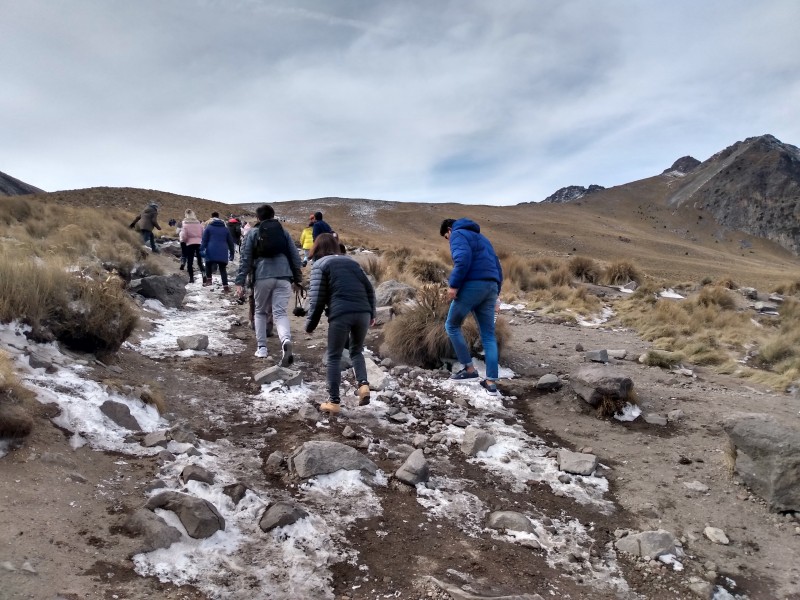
[326,312,370,401]
[205,261,229,285]
[184,245,204,280]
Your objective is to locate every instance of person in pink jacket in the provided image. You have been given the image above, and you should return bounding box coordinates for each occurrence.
[179,209,205,283]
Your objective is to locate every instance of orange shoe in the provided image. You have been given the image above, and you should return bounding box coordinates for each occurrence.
[320,401,341,414]
[356,383,371,406]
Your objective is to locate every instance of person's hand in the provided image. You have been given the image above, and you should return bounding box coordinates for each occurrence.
[292,283,303,294]
[235,285,245,298]
[305,326,315,334]
[447,287,458,300]
[495,298,501,313]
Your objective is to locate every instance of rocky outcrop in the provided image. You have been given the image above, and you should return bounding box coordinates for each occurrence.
[0,171,44,196]
[662,156,700,175]
[541,184,605,204]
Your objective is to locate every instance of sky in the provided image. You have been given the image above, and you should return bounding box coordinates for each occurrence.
[1,0,799,206]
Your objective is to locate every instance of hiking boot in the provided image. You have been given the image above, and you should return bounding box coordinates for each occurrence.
[280,339,293,367]
[202,278,211,287]
[451,368,479,380]
[480,380,499,396]
[355,382,371,406]
[320,400,341,414]
[222,285,231,293]
[254,346,268,358]
[179,263,185,270]
[188,275,195,283]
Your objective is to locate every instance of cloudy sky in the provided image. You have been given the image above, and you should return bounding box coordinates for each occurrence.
[1,1,798,205]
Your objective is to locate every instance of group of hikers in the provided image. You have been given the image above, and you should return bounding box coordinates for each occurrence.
[131,202,503,411]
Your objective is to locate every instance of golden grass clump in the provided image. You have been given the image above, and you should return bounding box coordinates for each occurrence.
[568,256,601,283]
[384,285,508,368]
[694,286,737,310]
[354,254,387,284]
[771,280,800,296]
[715,277,739,290]
[0,351,35,440]
[548,266,572,287]
[603,260,642,286]
[406,256,450,285]
[139,386,167,415]
[501,255,534,291]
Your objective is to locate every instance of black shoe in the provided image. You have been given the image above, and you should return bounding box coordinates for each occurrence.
[480,379,499,396]
[179,263,185,270]
[451,368,479,380]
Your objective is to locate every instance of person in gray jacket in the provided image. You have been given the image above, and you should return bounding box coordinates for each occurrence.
[305,233,376,414]
[235,204,303,365]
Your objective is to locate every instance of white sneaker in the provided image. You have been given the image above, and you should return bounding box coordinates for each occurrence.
[254,346,268,358]
[280,339,293,367]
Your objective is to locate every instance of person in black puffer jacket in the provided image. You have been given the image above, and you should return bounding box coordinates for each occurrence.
[305,233,376,414]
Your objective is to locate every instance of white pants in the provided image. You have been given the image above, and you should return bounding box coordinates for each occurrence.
[253,278,291,348]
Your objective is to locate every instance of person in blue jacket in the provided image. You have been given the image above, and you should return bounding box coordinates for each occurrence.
[200,212,236,291]
[440,218,504,395]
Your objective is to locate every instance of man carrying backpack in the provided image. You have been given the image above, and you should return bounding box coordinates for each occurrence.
[234,204,303,365]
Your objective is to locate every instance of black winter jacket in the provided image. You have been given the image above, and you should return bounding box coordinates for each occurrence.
[305,255,376,332]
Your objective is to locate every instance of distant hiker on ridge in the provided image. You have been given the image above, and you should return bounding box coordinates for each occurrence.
[311,211,333,241]
[235,204,303,364]
[305,233,376,414]
[201,212,235,291]
[129,202,161,253]
[440,218,503,396]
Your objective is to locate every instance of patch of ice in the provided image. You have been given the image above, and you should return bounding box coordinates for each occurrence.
[577,306,614,327]
[416,477,487,537]
[613,403,641,422]
[660,289,685,299]
[658,553,683,571]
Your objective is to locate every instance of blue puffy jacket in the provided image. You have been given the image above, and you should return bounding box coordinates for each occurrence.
[200,219,235,263]
[448,218,503,293]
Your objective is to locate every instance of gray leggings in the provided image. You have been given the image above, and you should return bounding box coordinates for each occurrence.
[326,312,370,401]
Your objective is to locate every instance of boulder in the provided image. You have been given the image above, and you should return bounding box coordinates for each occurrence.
[395,449,429,486]
[122,508,182,553]
[180,465,215,485]
[486,511,536,534]
[134,274,187,309]
[259,501,308,532]
[558,449,598,476]
[461,426,496,456]
[99,400,141,431]
[223,483,248,505]
[615,529,677,558]
[364,357,389,391]
[375,280,416,307]
[723,413,800,512]
[570,365,634,408]
[536,374,561,391]
[142,430,169,448]
[585,349,609,363]
[373,306,394,325]
[145,491,225,539]
[289,441,377,479]
[254,365,302,386]
[177,335,209,351]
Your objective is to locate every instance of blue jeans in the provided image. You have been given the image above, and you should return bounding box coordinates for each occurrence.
[445,280,499,380]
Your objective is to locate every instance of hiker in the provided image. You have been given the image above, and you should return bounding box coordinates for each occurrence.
[242,220,252,236]
[440,218,503,396]
[311,211,333,241]
[299,214,314,266]
[234,204,303,364]
[129,202,161,252]
[200,212,235,291]
[179,209,204,284]
[176,219,188,270]
[305,233,376,414]
[227,215,243,253]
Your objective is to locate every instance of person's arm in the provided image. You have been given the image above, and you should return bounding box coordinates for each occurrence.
[448,231,473,291]
[284,230,303,284]
[130,215,141,228]
[235,230,255,288]
[304,264,328,332]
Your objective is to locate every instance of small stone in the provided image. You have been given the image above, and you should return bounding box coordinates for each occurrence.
[453,418,469,428]
[667,409,685,422]
[684,481,710,493]
[703,526,729,545]
[644,413,668,426]
[342,426,357,439]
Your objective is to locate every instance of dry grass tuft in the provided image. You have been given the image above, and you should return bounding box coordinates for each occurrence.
[695,286,737,310]
[603,260,642,286]
[641,349,684,369]
[548,266,572,287]
[568,256,601,283]
[354,254,387,284]
[715,277,739,290]
[139,386,166,414]
[406,256,450,285]
[0,351,35,439]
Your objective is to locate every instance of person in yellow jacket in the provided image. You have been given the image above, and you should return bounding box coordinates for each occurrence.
[299,214,315,267]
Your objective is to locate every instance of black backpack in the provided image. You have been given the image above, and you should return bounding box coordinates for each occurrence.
[254,219,289,258]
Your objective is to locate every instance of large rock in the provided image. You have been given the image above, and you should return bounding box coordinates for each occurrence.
[259,501,308,532]
[395,449,429,486]
[723,413,800,512]
[122,508,182,553]
[254,365,302,386]
[571,365,634,408]
[99,400,141,431]
[145,491,225,539]
[289,440,377,479]
[487,511,536,534]
[180,465,215,485]
[364,357,389,391]
[375,280,416,307]
[558,449,598,476]
[177,335,209,351]
[615,529,677,558]
[461,426,496,456]
[133,274,187,309]
[373,306,393,325]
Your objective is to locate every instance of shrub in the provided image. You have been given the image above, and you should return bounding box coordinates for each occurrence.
[355,254,387,284]
[530,273,550,290]
[407,256,449,285]
[603,260,642,286]
[0,351,34,440]
[568,256,601,283]
[715,277,739,290]
[0,197,33,225]
[501,255,534,291]
[642,349,683,369]
[548,266,572,287]
[384,285,509,368]
[695,286,736,310]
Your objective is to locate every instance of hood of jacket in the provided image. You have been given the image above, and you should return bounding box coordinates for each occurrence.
[208,219,226,228]
[452,218,480,234]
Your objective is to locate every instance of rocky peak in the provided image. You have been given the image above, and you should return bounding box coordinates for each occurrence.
[541,184,605,204]
[0,170,44,196]
[662,156,700,175]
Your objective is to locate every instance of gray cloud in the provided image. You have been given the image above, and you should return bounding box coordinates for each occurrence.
[1,0,798,205]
